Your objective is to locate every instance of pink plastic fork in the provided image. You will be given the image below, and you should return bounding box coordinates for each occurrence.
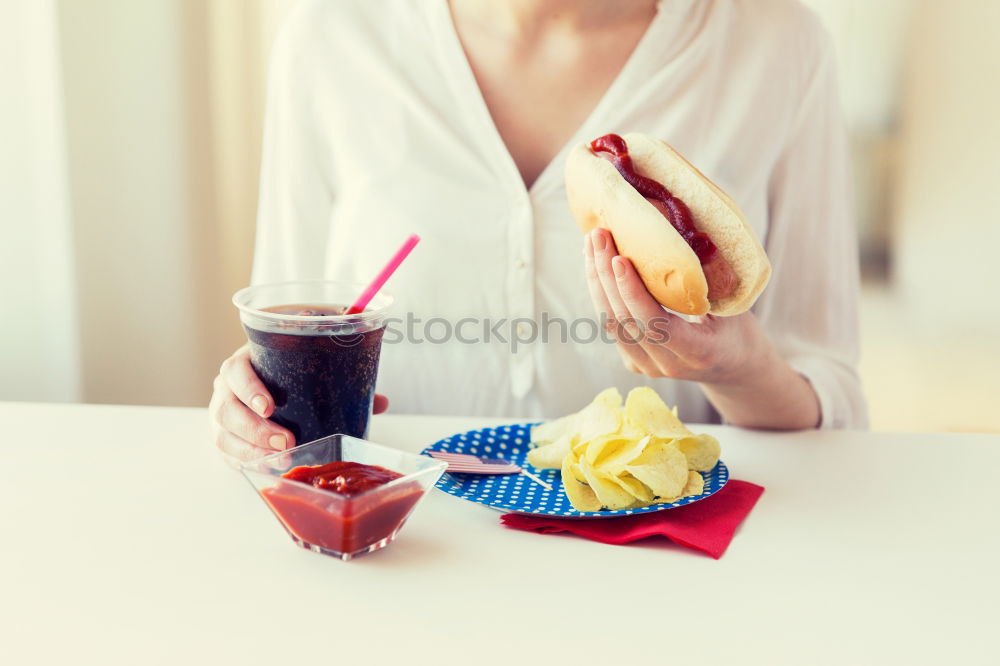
[427,451,553,490]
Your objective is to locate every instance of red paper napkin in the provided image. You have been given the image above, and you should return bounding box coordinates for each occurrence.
[500,480,763,559]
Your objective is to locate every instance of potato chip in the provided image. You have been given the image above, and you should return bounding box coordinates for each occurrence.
[567,453,588,484]
[594,434,651,470]
[530,413,578,446]
[608,472,655,503]
[531,388,620,451]
[673,434,721,472]
[623,439,688,499]
[561,454,601,512]
[578,457,637,510]
[576,387,624,441]
[526,434,572,469]
[682,470,705,496]
[624,387,691,437]
[582,432,633,466]
[654,471,705,504]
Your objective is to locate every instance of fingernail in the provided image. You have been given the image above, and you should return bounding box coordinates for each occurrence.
[251,395,268,416]
[592,230,606,251]
[612,257,626,278]
[268,434,287,451]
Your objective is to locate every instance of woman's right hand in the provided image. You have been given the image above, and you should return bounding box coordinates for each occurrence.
[209,344,295,466]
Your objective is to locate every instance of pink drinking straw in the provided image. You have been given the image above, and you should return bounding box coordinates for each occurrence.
[345,234,421,314]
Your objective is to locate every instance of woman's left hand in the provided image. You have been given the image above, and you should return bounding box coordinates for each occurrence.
[583,227,770,384]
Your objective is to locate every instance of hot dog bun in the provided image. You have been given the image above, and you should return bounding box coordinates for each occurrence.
[565,132,770,316]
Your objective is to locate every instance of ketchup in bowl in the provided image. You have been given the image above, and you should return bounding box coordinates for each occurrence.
[261,462,425,556]
[282,461,402,494]
[241,435,446,560]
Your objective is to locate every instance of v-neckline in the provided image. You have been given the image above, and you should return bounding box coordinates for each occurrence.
[429,0,678,199]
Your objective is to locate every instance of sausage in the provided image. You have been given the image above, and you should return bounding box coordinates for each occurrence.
[701,251,739,301]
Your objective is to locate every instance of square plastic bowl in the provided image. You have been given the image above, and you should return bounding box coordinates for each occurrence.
[240,435,446,561]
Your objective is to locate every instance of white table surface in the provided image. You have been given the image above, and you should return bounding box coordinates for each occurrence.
[1,402,998,665]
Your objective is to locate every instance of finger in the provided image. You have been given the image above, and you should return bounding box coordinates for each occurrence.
[220,347,274,418]
[590,229,639,337]
[585,232,638,343]
[583,232,617,326]
[594,229,642,346]
[611,255,699,356]
[373,394,389,414]
[586,230,657,368]
[213,427,274,464]
[217,393,294,451]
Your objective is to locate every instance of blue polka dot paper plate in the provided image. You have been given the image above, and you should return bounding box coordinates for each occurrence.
[422,423,729,519]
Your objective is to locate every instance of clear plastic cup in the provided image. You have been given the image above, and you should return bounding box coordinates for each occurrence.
[232,281,393,444]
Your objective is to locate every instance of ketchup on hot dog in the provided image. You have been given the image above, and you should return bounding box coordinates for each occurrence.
[590,133,738,301]
[591,134,717,262]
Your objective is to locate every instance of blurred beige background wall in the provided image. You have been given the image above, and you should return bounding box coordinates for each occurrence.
[861,0,1000,431]
[0,0,80,402]
[56,0,214,405]
[894,0,1000,327]
[2,0,998,431]
[9,0,295,406]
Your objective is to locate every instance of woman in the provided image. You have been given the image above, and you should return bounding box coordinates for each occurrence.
[210,0,867,464]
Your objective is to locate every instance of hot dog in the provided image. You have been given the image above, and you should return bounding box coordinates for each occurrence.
[565,132,771,316]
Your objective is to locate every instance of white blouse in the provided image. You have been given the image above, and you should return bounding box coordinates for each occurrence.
[251,0,868,428]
